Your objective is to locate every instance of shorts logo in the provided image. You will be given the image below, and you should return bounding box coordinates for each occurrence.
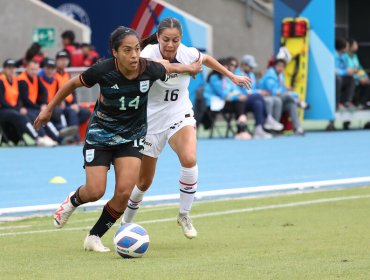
[85,149,95,163]
[140,80,150,93]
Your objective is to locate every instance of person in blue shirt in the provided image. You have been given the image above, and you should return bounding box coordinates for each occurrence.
[238,54,283,132]
[345,38,370,108]
[259,59,304,135]
[335,37,355,110]
[204,58,252,139]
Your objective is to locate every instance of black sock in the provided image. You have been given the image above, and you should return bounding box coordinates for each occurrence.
[89,203,123,237]
[70,186,85,207]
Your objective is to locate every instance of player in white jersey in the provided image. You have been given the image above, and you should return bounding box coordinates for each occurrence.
[122,18,251,239]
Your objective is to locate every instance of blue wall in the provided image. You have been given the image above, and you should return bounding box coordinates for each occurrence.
[274,0,335,120]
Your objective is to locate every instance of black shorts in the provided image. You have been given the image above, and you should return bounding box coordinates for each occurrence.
[83,142,143,168]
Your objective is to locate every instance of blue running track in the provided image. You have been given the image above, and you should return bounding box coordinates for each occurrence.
[0,131,369,208]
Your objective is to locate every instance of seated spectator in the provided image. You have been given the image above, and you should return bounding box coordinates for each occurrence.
[18,60,58,145]
[259,59,304,135]
[55,51,91,141]
[335,37,355,109]
[226,57,272,139]
[61,30,84,67]
[204,58,251,139]
[345,38,370,108]
[0,59,53,146]
[39,58,79,142]
[238,54,284,132]
[15,42,45,68]
[81,43,100,67]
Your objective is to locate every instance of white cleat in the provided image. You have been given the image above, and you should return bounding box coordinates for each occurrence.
[84,235,110,252]
[53,192,76,229]
[177,214,197,239]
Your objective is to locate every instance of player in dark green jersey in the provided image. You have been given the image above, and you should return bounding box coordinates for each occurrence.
[34,26,202,252]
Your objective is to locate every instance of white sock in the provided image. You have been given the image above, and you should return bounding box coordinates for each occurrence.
[179,165,198,215]
[123,186,145,223]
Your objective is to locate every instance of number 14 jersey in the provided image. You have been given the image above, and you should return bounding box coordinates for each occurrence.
[141,43,203,134]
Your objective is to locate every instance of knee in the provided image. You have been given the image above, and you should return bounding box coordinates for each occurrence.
[113,186,132,203]
[138,175,153,191]
[180,154,197,168]
[86,186,105,201]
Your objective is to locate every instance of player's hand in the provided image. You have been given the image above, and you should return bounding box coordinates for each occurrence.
[189,59,203,79]
[230,75,252,89]
[34,108,52,129]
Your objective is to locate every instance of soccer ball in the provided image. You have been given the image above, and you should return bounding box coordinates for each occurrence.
[113,223,150,258]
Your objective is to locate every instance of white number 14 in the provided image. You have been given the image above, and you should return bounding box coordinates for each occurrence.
[119,96,140,110]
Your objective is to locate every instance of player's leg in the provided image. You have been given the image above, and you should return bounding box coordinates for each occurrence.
[53,166,108,228]
[85,146,141,252]
[122,155,158,223]
[168,119,198,239]
[54,146,110,228]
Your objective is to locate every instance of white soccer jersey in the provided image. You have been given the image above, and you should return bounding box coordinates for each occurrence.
[140,43,202,134]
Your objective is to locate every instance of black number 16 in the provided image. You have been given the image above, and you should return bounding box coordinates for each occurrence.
[164,89,179,101]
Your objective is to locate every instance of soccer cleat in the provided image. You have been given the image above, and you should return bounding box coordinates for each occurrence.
[84,235,110,252]
[177,214,197,239]
[53,192,76,228]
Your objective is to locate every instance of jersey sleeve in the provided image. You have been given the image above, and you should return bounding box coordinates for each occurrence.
[184,46,203,64]
[140,44,156,59]
[146,60,167,81]
[79,62,101,88]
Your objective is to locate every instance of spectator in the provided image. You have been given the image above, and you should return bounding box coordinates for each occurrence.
[258,59,304,135]
[55,51,91,141]
[18,60,58,145]
[203,58,252,139]
[345,38,370,108]
[227,57,272,139]
[335,37,355,109]
[0,59,53,146]
[61,30,84,67]
[15,42,45,68]
[81,43,100,67]
[238,54,284,132]
[39,58,79,142]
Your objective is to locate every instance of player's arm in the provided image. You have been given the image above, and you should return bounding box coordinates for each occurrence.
[158,59,203,77]
[34,76,83,129]
[202,54,252,88]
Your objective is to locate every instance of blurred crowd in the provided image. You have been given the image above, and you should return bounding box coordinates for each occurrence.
[0,30,96,147]
[195,52,308,140]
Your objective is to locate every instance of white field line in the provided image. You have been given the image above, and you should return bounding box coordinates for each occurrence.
[1,194,369,237]
[0,225,31,230]
[2,176,370,215]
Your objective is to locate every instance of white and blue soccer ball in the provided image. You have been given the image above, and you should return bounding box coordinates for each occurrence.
[113,223,150,258]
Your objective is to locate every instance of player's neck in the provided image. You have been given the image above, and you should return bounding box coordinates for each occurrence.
[116,61,140,80]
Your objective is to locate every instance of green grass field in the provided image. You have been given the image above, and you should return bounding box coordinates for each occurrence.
[1,187,370,280]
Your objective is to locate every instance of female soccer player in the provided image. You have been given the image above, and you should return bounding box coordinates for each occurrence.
[122,18,252,239]
[34,26,201,252]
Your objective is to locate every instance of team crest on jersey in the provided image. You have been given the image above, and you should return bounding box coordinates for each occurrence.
[85,149,95,163]
[140,80,150,93]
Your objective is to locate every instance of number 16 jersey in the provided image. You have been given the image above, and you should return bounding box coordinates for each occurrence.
[140,43,202,134]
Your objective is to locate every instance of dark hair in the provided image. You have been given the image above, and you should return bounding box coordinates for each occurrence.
[25,42,41,63]
[335,37,347,51]
[141,17,182,49]
[61,30,75,43]
[207,58,227,82]
[109,26,139,56]
[226,56,239,67]
[273,58,286,67]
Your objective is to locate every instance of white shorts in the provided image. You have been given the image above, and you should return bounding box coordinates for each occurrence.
[142,115,196,158]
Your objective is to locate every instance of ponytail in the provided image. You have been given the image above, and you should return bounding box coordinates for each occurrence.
[141,33,158,50]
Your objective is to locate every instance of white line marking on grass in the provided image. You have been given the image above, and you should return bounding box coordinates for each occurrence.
[1,194,369,237]
[0,225,31,230]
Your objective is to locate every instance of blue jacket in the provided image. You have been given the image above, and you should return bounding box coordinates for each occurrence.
[258,67,286,96]
[335,51,348,76]
[203,74,241,107]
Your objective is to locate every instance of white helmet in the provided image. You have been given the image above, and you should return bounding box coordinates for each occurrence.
[276,46,292,63]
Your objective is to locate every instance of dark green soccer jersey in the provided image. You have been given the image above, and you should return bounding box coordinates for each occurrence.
[79,57,166,147]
